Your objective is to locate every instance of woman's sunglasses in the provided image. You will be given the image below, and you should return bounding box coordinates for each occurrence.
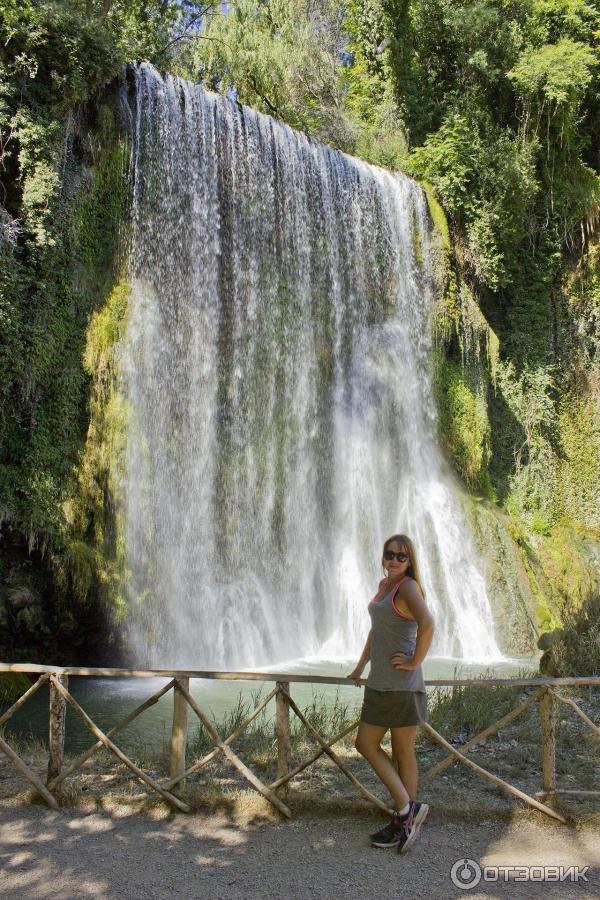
[383,550,409,563]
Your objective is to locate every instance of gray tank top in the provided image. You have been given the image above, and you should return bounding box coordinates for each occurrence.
[366,578,426,693]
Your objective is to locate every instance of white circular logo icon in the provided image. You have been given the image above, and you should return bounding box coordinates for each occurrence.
[451,858,482,890]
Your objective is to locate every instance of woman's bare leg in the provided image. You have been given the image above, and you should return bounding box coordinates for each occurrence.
[355,722,411,811]
[390,725,418,800]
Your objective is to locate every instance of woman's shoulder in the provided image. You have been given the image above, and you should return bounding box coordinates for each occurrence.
[378,575,415,594]
[393,574,415,589]
[394,575,422,598]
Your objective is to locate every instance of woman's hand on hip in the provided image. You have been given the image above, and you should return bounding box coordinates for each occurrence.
[390,652,418,670]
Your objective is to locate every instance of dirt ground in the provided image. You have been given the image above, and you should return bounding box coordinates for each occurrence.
[2,687,600,899]
[1,793,599,900]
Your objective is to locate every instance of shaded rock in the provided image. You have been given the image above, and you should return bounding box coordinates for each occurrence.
[7,586,39,609]
[537,629,564,651]
[467,499,541,656]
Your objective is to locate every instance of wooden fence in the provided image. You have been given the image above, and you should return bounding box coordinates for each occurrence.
[1,664,600,824]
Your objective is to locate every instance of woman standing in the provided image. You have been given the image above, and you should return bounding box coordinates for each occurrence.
[348,533,435,852]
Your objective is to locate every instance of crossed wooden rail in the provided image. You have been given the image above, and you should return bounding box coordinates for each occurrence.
[1,664,600,824]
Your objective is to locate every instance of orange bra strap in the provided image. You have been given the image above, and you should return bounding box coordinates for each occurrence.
[391,577,415,620]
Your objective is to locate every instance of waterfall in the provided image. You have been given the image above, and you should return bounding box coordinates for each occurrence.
[121,62,502,669]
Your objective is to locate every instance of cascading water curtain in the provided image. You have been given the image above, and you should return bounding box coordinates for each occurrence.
[121,62,502,668]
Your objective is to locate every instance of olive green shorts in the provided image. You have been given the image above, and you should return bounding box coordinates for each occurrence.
[360,686,427,728]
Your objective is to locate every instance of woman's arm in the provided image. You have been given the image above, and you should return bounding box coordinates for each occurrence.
[390,582,435,670]
[347,629,372,685]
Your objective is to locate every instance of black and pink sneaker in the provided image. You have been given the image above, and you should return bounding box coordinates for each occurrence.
[370,804,415,848]
[397,800,429,854]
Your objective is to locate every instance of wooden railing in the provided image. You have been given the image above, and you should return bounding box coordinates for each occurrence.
[1,663,600,824]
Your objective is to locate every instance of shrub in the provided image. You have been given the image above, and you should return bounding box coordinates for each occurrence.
[540,591,600,676]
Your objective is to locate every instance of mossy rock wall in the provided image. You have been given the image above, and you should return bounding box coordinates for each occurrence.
[426,184,600,661]
[0,91,129,664]
[467,499,542,656]
[530,527,600,613]
[465,499,599,657]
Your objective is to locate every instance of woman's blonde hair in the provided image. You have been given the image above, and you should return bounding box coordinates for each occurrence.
[382,533,425,597]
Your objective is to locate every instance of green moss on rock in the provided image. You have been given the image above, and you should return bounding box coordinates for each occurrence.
[59,277,130,609]
[468,491,600,658]
[555,396,600,530]
[422,180,451,253]
[0,82,132,663]
[531,525,600,613]
[467,498,542,656]
[434,355,493,494]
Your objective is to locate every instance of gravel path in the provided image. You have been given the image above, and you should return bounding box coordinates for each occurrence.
[1,800,599,899]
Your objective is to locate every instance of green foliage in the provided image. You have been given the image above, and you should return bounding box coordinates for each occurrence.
[494,360,558,525]
[386,0,599,314]
[412,115,479,218]
[340,0,409,166]
[77,132,128,274]
[174,0,409,165]
[174,0,356,149]
[422,181,451,253]
[555,395,600,528]
[50,273,130,624]
[540,590,600,676]
[0,0,168,661]
[434,356,493,493]
[535,525,600,609]
[508,37,596,123]
[0,671,31,700]
[411,112,539,291]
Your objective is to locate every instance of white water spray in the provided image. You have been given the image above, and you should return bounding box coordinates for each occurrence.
[122,63,502,668]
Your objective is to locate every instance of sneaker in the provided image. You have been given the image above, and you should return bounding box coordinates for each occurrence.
[397,801,429,854]
[370,806,414,848]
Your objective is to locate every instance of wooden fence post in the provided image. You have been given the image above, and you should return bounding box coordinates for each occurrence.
[170,677,189,794]
[47,674,68,785]
[540,687,556,795]
[275,681,292,798]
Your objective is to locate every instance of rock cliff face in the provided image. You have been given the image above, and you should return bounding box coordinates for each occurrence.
[468,501,542,657]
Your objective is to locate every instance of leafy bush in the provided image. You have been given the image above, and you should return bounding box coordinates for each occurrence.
[540,591,600,676]
[385,0,599,533]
